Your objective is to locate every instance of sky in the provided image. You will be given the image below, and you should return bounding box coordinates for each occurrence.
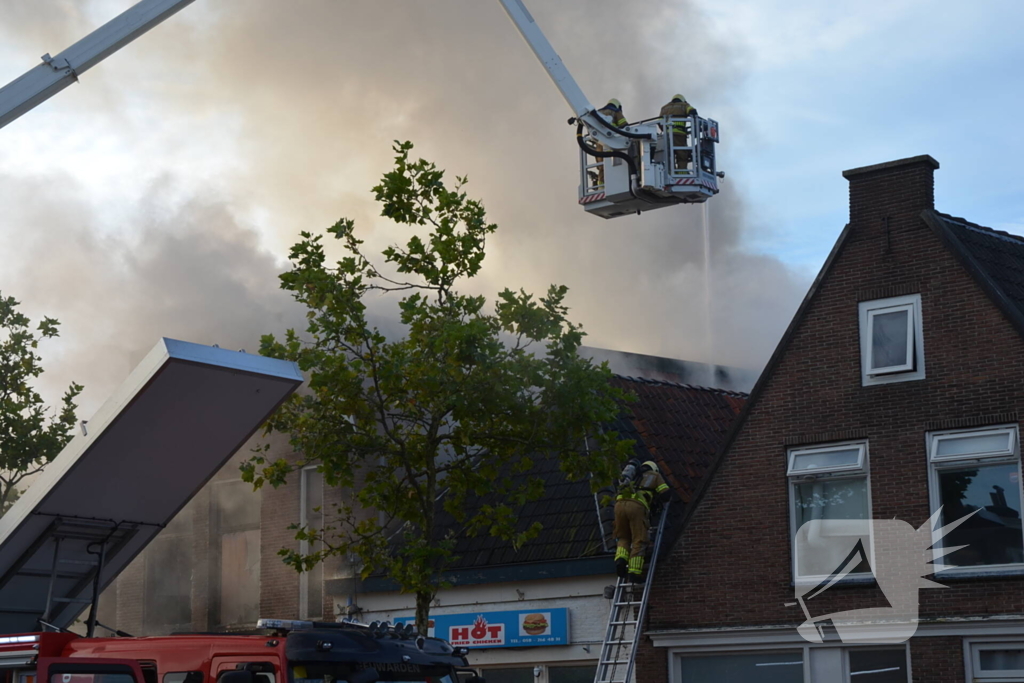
[1,0,1023,419]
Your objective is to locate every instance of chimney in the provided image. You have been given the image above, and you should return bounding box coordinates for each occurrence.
[842,155,939,227]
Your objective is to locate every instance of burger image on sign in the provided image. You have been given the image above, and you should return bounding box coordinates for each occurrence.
[519,612,550,636]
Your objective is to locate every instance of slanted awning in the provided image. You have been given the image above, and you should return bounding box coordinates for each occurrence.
[0,338,302,634]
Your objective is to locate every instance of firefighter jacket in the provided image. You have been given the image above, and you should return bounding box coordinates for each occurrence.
[616,468,670,509]
[660,100,697,117]
[598,105,628,129]
[660,100,697,137]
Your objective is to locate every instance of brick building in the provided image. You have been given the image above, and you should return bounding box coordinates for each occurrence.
[640,156,1024,682]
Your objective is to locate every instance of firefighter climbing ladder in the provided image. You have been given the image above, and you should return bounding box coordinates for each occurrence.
[594,503,670,683]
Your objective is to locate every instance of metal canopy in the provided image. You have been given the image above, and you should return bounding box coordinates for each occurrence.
[0,338,302,634]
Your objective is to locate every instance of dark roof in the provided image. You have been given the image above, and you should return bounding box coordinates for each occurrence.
[352,376,746,591]
[435,376,746,577]
[924,210,1024,337]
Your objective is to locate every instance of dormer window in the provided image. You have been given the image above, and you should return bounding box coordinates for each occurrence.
[859,294,925,386]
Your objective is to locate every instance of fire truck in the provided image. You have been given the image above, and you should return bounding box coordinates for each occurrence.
[0,619,476,683]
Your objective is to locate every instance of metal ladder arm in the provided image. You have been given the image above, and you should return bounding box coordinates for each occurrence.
[0,0,196,130]
[594,502,671,683]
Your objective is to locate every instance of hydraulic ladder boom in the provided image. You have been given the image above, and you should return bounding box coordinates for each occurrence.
[496,0,624,148]
[0,0,196,130]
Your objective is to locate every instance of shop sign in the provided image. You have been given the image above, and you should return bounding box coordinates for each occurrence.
[393,608,569,648]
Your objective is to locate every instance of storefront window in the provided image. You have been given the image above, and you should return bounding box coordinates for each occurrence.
[679,652,802,682]
[848,649,907,682]
[547,667,595,683]
[481,669,532,683]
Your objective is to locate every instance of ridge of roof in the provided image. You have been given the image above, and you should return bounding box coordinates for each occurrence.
[612,373,749,399]
[932,210,1024,246]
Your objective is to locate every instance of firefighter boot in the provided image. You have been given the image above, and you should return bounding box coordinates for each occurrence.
[615,547,629,579]
[628,556,645,584]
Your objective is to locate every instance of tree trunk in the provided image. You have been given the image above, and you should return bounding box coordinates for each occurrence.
[415,590,432,636]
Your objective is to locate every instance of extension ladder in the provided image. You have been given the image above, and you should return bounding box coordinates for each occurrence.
[593,503,670,683]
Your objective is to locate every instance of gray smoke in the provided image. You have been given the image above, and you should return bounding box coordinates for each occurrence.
[0,0,808,410]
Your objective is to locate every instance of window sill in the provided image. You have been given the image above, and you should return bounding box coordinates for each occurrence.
[931,567,1024,582]
[792,575,877,589]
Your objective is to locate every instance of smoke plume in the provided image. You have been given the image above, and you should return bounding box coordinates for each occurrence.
[0,0,809,414]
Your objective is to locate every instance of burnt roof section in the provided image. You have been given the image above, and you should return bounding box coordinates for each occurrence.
[435,377,746,575]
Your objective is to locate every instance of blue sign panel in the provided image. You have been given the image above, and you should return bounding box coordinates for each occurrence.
[393,608,569,648]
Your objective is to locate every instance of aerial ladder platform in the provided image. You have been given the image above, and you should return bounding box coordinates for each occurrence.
[0,0,721,221]
[594,503,670,683]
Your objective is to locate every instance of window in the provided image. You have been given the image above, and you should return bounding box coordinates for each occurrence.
[211,480,261,626]
[789,442,871,582]
[848,649,908,682]
[859,294,925,386]
[474,671,531,683]
[928,426,1023,572]
[679,652,803,682]
[547,667,595,683]
[163,675,203,683]
[299,466,324,620]
[967,641,1024,681]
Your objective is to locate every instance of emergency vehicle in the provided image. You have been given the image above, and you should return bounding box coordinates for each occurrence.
[0,620,476,683]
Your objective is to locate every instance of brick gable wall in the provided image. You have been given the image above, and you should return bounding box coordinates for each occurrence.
[638,157,1024,683]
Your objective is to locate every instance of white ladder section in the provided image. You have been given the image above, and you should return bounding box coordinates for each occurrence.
[594,503,670,683]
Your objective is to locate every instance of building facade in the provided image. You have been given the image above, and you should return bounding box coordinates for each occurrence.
[640,156,1024,683]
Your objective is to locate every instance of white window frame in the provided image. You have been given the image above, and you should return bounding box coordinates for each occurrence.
[965,638,1024,681]
[298,465,323,620]
[859,294,925,386]
[788,441,873,584]
[668,643,911,683]
[927,425,1024,576]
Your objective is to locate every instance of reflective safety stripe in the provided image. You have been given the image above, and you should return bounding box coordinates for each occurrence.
[628,556,644,574]
[615,547,629,561]
[656,483,669,493]
[617,490,654,508]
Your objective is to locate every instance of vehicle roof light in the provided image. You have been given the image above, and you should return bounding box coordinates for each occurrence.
[257,619,314,631]
[0,635,39,645]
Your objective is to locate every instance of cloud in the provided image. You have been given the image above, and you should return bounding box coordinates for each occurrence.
[0,170,306,416]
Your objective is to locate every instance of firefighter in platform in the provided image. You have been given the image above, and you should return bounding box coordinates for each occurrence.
[598,98,628,128]
[614,459,670,583]
[660,94,697,173]
[590,99,628,189]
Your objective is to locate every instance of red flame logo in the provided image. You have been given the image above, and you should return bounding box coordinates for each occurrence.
[470,615,488,640]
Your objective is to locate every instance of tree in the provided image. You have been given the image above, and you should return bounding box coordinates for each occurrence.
[0,294,83,515]
[245,141,633,633]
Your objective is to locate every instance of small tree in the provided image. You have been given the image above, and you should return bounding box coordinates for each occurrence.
[245,142,632,633]
[0,294,83,515]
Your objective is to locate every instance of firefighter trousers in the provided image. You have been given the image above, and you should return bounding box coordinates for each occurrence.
[614,499,649,575]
